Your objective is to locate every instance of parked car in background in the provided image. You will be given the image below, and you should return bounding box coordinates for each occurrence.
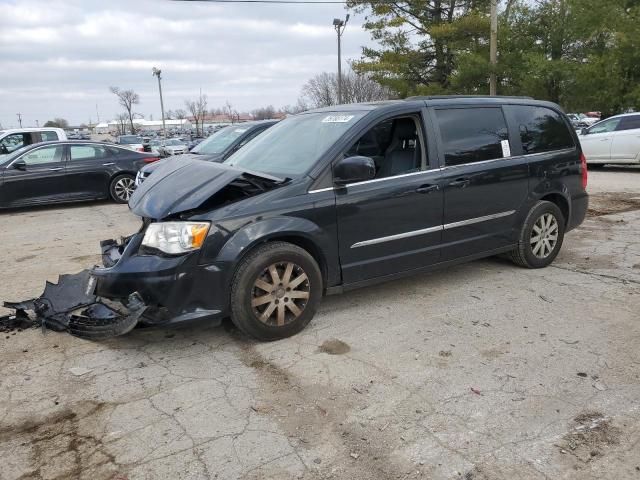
[567,114,589,129]
[578,112,640,166]
[135,120,277,185]
[96,96,587,341]
[115,135,144,152]
[0,141,159,208]
[157,138,189,157]
[0,128,67,155]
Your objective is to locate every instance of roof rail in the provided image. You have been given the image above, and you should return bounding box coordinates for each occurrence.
[405,95,534,100]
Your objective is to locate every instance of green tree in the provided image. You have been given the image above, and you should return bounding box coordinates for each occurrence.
[348,0,492,96]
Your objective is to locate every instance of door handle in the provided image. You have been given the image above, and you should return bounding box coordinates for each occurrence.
[415,184,439,194]
[102,162,115,166]
[47,167,63,171]
[600,138,610,142]
[448,177,470,188]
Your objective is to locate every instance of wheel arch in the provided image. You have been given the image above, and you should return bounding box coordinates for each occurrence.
[214,216,338,290]
[539,192,570,226]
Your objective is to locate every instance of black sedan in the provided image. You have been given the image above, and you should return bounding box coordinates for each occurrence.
[0,141,160,208]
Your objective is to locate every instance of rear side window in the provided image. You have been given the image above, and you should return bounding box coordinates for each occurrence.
[40,131,59,141]
[616,115,640,132]
[511,106,574,154]
[435,108,509,166]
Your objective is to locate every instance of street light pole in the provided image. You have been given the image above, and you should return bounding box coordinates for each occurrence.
[152,67,167,138]
[489,0,498,96]
[333,14,349,105]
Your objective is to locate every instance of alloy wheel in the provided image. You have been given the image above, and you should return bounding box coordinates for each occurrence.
[530,213,559,259]
[114,177,135,201]
[251,262,310,327]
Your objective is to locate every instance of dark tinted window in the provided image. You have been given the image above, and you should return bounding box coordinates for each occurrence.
[616,115,640,131]
[436,108,509,166]
[511,106,574,154]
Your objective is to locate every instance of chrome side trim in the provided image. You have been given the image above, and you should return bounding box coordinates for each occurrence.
[308,186,335,194]
[350,210,516,248]
[351,225,442,248]
[442,210,515,230]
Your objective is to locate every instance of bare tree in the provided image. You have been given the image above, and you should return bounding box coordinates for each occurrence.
[300,67,392,108]
[115,113,128,135]
[185,92,208,136]
[251,105,277,120]
[223,101,240,124]
[174,109,187,120]
[109,86,140,134]
[165,109,175,120]
[280,99,309,115]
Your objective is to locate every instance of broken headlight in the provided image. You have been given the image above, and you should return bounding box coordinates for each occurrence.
[141,221,211,254]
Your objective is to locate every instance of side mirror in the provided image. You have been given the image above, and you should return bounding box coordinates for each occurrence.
[581,127,589,135]
[334,156,376,186]
[12,160,27,171]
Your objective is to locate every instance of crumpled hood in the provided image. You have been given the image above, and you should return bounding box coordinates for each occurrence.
[140,152,223,174]
[129,157,281,219]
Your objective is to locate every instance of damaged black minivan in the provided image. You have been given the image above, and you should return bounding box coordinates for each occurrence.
[74,97,588,340]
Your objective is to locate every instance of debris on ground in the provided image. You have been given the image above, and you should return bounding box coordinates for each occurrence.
[559,411,621,462]
[1,270,146,340]
[470,387,482,395]
[68,367,93,376]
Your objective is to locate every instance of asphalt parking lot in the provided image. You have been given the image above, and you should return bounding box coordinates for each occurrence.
[1,167,639,480]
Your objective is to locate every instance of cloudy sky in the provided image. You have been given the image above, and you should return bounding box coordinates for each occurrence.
[0,0,375,128]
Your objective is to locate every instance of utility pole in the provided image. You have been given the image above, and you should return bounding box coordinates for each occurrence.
[152,67,167,138]
[16,113,22,127]
[35,119,39,127]
[96,103,100,123]
[489,0,498,96]
[333,14,349,105]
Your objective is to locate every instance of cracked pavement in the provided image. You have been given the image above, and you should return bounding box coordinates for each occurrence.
[1,168,639,479]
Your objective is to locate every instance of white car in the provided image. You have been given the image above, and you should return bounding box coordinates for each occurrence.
[115,135,144,152]
[0,127,66,155]
[578,113,640,166]
[158,138,189,156]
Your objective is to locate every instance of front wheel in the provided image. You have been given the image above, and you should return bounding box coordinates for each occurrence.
[109,174,136,203]
[508,201,565,268]
[230,242,323,341]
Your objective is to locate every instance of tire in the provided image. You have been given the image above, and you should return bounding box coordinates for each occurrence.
[230,241,323,341]
[508,201,565,268]
[109,174,136,203]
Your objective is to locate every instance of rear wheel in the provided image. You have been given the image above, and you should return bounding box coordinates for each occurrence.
[230,242,322,341]
[109,174,136,203]
[508,201,565,268]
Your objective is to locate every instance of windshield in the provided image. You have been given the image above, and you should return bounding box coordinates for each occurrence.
[165,139,183,146]
[224,112,365,177]
[192,125,248,155]
[119,135,142,144]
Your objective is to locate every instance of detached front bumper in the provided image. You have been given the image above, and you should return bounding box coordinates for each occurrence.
[1,234,227,339]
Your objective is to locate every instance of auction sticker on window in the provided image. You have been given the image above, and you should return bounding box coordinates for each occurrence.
[501,139,511,157]
[322,115,354,123]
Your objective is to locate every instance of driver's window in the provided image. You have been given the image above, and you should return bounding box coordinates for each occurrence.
[0,133,30,154]
[345,115,426,179]
[588,118,620,134]
[20,146,64,166]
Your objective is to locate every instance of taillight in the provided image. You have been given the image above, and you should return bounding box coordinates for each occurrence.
[580,152,588,189]
[143,156,160,163]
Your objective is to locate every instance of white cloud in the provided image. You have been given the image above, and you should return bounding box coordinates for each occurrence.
[0,0,374,127]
